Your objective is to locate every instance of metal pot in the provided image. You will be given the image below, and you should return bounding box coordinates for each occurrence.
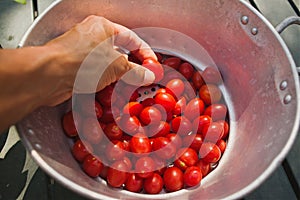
[16,0,300,199]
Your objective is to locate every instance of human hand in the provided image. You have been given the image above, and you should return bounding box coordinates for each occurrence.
[42,15,156,106]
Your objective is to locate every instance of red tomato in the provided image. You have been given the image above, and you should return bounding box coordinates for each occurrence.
[144,173,163,194]
[104,122,123,141]
[192,70,205,89]
[99,165,109,179]
[218,120,229,139]
[173,96,187,116]
[142,58,164,82]
[96,84,116,107]
[105,140,125,162]
[174,148,199,171]
[163,166,184,192]
[128,54,142,64]
[152,137,176,160]
[130,90,140,102]
[171,116,192,136]
[154,93,176,113]
[107,160,129,187]
[195,159,211,177]
[183,166,202,187]
[82,118,104,144]
[130,133,152,154]
[123,102,143,116]
[216,139,227,153]
[202,122,224,142]
[135,156,155,178]
[124,173,144,192]
[82,154,103,178]
[202,66,223,85]
[62,111,80,137]
[204,104,227,121]
[139,106,162,125]
[166,79,185,98]
[72,140,93,162]
[121,156,133,170]
[199,142,222,163]
[163,57,181,70]
[141,98,156,107]
[98,106,115,124]
[199,84,222,105]
[178,62,194,80]
[182,134,203,152]
[118,114,140,134]
[192,115,212,134]
[76,95,103,119]
[147,121,170,138]
[184,98,205,121]
[166,133,182,149]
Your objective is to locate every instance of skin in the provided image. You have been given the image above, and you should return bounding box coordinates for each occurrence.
[0,15,156,132]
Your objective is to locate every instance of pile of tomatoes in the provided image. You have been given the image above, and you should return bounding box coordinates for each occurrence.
[62,52,229,194]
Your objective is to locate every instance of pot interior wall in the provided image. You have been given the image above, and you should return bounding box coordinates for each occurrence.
[17,0,299,199]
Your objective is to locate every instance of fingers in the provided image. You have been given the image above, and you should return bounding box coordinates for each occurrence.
[112,23,157,61]
[97,54,155,91]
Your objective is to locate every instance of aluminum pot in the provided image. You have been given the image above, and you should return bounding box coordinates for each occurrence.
[16,0,300,199]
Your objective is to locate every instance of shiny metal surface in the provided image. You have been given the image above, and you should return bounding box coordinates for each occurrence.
[16,0,300,199]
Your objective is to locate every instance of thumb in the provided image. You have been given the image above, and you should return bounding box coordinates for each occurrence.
[121,62,156,86]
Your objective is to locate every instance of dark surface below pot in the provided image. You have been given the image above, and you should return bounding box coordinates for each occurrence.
[0,0,299,200]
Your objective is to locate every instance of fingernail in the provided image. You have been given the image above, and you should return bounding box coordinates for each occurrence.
[143,69,155,84]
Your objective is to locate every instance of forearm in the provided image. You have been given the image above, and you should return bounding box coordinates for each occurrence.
[0,46,70,132]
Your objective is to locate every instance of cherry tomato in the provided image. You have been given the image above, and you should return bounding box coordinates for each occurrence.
[152,137,176,160]
[184,98,205,121]
[163,166,184,192]
[118,114,140,134]
[204,104,227,121]
[141,98,156,107]
[163,57,181,70]
[128,54,142,64]
[82,117,104,144]
[104,122,123,141]
[130,90,140,102]
[171,116,192,136]
[202,122,224,142]
[199,142,222,163]
[174,148,199,171]
[107,160,129,187]
[178,62,194,80]
[144,173,163,194]
[166,79,185,98]
[183,166,202,187]
[124,173,144,192]
[121,156,133,170]
[99,106,115,123]
[195,159,211,177]
[76,95,103,119]
[173,96,187,116]
[154,93,176,113]
[161,70,185,86]
[192,115,212,134]
[72,140,93,162]
[130,133,152,154]
[202,66,223,85]
[105,140,125,162]
[135,156,155,178]
[123,102,143,116]
[192,70,205,89]
[183,81,197,101]
[216,139,227,153]
[99,165,109,179]
[82,154,103,178]
[147,121,170,138]
[166,133,182,149]
[182,134,203,152]
[142,58,164,82]
[218,120,229,139]
[96,84,116,107]
[139,106,162,125]
[199,84,222,105]
[62,111,80,137]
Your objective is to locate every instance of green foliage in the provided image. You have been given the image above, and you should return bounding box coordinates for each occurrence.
[14,0,26,4]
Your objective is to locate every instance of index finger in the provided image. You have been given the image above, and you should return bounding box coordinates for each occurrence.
[112,23,157,61]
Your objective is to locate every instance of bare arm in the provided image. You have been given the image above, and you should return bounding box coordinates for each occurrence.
[0,16,156,132]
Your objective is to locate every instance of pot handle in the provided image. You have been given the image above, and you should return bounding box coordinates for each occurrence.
[275,16,300,74]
